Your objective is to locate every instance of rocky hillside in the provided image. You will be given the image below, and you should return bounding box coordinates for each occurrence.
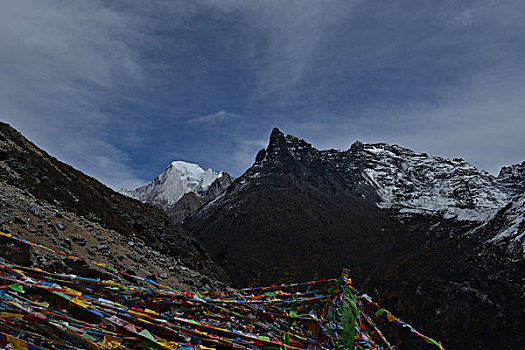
[368,190,525,349]
[484,193,525,257]
[0,122,224,290]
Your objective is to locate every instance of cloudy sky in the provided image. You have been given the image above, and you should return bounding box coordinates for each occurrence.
[2,0,524,189]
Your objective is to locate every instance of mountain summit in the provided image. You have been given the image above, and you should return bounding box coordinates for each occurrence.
[120,161,232,212]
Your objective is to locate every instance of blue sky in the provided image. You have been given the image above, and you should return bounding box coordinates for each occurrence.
[2,0,525,189]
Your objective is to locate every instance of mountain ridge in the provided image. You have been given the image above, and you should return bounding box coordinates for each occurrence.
[183,127,525,349]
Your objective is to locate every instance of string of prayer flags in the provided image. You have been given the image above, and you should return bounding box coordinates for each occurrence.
[0,231,446,349]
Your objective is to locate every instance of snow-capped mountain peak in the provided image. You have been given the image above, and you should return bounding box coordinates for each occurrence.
[119,161,227,210]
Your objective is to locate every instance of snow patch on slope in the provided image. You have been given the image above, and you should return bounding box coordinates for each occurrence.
[358,143,512,222]
[487,195,525,257]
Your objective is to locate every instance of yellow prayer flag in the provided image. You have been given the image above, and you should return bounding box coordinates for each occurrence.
[33,301,50,308]
[7,335,27,350]
[71,296,90,308]
[1,312,24,319]
[144,308,159,315]
[103,335,123,348]
[65,287,82,296]
[386,312,397,323]
[13,269,27,278]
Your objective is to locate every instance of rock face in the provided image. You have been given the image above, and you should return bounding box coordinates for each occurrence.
[201,172,234,198]
[183,127,525,349]
[497,161,525,193]
[0,122,224,290]
[167,192,208,225]
[484,193,525,257]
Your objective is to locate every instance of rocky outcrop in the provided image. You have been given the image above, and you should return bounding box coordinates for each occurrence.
[497,161,525,194]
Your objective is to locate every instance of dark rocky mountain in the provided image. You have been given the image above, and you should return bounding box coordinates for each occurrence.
[167,192,209,225]
[183,128,517,283]
[483,192,525,256]
[186,129,432,282]
[0,122,224,290]
[367,190,525,349]
[183,127,525,349]
[201,171,234,198]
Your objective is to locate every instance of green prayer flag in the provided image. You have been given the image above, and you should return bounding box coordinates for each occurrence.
[281,297,297,350]
[142,339,161,350]
[289,297,298,319]
[82,333,97,342]
[232,311,244,318]
[138,329,156,341]
[336,285,357,350]
[8,283,24,293]
[105,266,118,273]
[375,309,387,317]
[424,336,443,348]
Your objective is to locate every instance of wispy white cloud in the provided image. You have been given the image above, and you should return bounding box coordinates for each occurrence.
[0,1,147,189]
[206,0,361,98]
[284,63,525,175]
[185,110,241,124]
[1,0,525,185]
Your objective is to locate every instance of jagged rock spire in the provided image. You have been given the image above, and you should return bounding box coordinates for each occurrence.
[267,128,287,152]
